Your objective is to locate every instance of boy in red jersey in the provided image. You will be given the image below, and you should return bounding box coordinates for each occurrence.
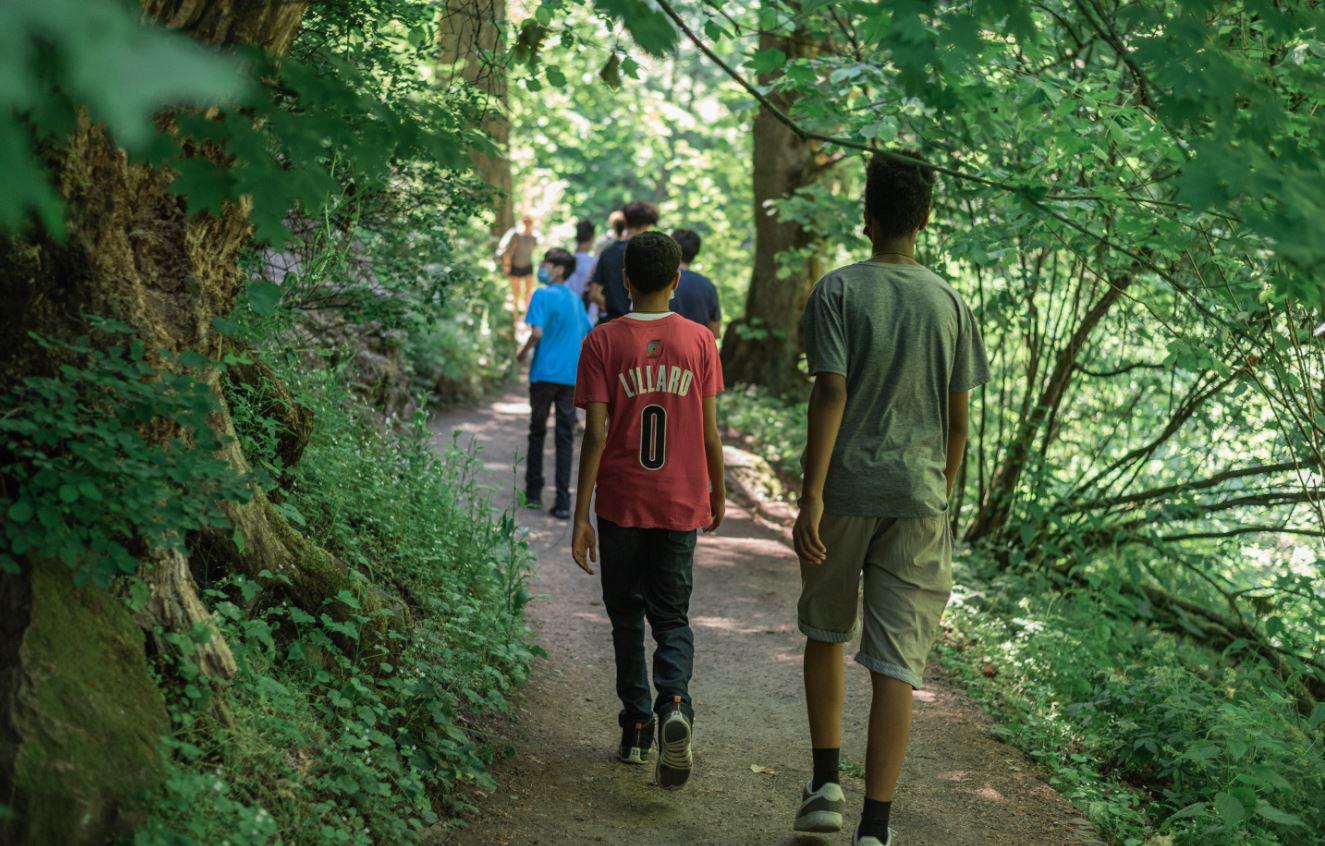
[571,231,726,790]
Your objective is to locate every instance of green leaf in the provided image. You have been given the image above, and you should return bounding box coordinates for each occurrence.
[749,48,787,75]
[545,65,567,87]
[7,500,33,524]
[1255,802,1306,828]
[1213,791,1244,824]
[245,280,283,317]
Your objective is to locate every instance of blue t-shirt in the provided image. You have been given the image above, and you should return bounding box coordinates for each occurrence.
[670,269,721,328]
[527,284,591,386]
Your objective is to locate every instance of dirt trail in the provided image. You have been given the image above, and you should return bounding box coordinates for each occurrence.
[429,384,1104,846]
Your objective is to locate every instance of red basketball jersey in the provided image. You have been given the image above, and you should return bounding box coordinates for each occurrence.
[574,312,723,530]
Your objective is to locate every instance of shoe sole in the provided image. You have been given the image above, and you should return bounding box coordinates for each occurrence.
[794,810,843,833]
[655,717,692,789]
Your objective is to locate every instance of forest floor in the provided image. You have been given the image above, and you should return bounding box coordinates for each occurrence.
[427,382,1106,846]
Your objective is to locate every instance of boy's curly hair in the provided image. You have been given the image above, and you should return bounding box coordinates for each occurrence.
[864,150,936,239]
[623,231,681,293]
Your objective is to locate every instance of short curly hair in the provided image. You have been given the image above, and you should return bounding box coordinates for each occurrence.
[623,231,681,294]
[864,150,936,240]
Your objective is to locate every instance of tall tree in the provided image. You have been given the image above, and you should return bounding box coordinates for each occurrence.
[440,0,513,239]
[0,3,389,840]
[719,26,823,395]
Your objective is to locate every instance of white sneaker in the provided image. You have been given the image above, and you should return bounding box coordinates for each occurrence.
[853,826,896,846]
[793,779,845,832]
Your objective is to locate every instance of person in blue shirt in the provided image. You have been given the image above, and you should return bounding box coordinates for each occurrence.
[669,229,722,338]
[517,248,591,518]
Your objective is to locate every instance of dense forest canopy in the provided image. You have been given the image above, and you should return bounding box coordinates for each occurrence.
[0,0,1322,844]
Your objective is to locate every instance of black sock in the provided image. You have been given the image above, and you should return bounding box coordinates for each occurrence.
[810,747,839,789]
[859,798,892,840]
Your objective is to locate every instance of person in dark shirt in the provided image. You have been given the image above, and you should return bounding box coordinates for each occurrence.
[587,200,659,323]
[668,229,721,338]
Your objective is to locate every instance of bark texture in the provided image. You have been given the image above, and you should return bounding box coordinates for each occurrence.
[0,3,354,841]
[720,27,823,395]
[440,0,513,238]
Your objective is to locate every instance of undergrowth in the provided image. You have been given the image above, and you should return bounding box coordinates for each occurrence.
[135,353,535,845]
[722,384,1325,846]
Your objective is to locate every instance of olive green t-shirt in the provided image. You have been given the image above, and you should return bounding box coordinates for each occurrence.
[802,261,990,517]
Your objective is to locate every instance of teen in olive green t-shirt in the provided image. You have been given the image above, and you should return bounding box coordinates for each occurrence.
[790,151,989,846]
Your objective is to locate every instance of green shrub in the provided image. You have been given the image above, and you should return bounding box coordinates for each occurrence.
[939,559,1325,846]
[138,354,534,844]
[0,321,250,588]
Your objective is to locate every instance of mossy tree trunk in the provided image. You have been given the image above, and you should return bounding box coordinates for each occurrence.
[0,2,386,842]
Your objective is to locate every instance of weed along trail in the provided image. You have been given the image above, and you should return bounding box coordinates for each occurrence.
[428,385,1104,846]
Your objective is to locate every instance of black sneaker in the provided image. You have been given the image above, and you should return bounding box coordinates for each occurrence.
[655,696,693,789]
[794,779,845,832]
[549,505,570,520]
[619,718,654,764]
[523,496,542,510]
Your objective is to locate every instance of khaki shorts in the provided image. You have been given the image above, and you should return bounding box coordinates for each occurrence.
[797,513,953,688]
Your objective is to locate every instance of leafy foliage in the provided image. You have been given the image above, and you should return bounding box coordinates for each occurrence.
[138,355,534,844]
[0,321,250,586]
[940,556,1325,845]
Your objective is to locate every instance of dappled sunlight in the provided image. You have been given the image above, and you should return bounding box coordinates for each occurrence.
[491,400,533,416]
[975,785,1005,802]
[692,615,797,636]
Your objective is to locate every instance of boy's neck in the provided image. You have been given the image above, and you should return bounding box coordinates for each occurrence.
[679,261,691,271]
[869,233,919,263]
[577,241,593,252]
[631,292,672,313]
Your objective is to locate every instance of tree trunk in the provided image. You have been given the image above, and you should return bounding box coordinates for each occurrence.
[440,0,513,239]
[720,28,822,396]
[0,3,349,841]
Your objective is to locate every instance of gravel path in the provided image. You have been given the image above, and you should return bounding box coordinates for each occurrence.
[428,384,1104,846]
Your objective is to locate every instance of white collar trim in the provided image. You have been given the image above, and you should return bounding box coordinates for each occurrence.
[623,311,675,321]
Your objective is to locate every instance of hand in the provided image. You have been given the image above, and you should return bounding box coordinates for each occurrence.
[516,346,528,364]
[793,495,828,565]
[571,518,598,574]
[705,490,725,533]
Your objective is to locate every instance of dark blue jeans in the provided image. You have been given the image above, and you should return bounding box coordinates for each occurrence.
[526,382,575,510]
[597,517,697,727]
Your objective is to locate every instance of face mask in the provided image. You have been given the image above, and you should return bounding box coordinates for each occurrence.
[537,266,552,284]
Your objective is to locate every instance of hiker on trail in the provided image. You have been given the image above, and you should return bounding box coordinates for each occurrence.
[791,151,989,846]
[570,231,726,790]
[565,218,600,325]
[594,207,626,255]
[517,248,591,520]
[586,200,658,324]
[498,214,540,320]
[668,228,722,338]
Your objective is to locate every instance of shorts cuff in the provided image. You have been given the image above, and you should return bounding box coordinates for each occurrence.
[799,621,854,643]
[854,651,923,688]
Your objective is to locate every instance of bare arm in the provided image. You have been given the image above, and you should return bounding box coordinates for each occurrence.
[702,395,726,532]
[707,319,721,339]
[794,373,847,564]
[516,326,542,363]
[571,402,609,573]
[945,391,970,497]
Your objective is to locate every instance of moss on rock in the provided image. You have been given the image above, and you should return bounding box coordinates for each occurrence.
[0,564,169,845]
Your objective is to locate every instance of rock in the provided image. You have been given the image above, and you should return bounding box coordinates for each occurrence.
[0,563,170,844]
